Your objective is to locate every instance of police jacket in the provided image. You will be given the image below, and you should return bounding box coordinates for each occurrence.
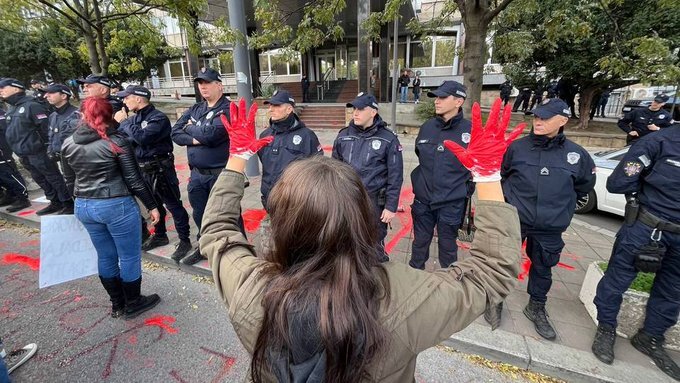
[200,170,521,383]
[3,92,50,156]
[607,124,680,223]
[0,110,14,160]
[500,82,512,96]
[48,103,79,155]
[171,95,230,169]
[61,125,157,211]
[332,116,403,212]
[411,111,472,209]
[119,104,173,163]
[501,131,596,232]
[258,113,322,204]
[617,107,673,138]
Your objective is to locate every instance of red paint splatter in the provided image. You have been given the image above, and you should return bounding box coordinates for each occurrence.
[1,253,39,270]
[321,145,333,152]
[456,240,471,250]
[169,370,190,383]
[144,315,178,334]
[148,227,156,235]
[19,239,40,248]
[385,187,414,254]
[17,210,35,216]
[175,164,189,171]
[242,209,267,233]
[200,346,237,383]
[517,241,530,281]
[557,262,576,271]
[128,335,138,345]
[167,225,176,232]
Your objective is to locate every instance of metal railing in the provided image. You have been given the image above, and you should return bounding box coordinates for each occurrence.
[317,67,336,100]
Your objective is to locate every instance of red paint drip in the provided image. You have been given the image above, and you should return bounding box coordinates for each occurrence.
[19,239,40,248]
[1,253,39,270]
[144,315,178,334]
[175,164,189,171]
[557,262,576,271]
[384,187,414,254]
[242,209,267,233]
[17,210,35,216]
[321,145,333,152]
[517,241,530,281]
[148,227,156,235]
[128,335,137,345]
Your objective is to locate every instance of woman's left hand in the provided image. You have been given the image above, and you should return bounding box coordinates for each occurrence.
[149,208,160,225]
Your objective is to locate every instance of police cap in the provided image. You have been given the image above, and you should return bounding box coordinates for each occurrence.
[346,92,379,110]
[427,80,467,99]
[116,85,151,100]
[529,98,570,119]
[0,78,26,90]
[77,74,112,87]
[654,94,669,103]
[44,83,73,97]
[193,68,221,83]
[264,90,295,106]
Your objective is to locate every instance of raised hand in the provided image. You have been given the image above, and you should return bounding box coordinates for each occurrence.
[443,98,525,183]
[220,98,274,160]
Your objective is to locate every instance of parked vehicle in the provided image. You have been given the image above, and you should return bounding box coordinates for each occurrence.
[575,147,629,216]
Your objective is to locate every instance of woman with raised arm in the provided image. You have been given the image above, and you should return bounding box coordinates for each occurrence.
[200,98,525,382]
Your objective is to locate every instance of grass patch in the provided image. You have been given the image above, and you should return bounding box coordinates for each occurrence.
[599,262,654,293]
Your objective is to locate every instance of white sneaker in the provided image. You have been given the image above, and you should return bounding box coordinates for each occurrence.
[6,343,37,374]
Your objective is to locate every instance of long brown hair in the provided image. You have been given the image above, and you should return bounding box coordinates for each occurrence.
[251,156,391,382]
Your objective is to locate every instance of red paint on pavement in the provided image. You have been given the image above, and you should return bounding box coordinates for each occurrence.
[144,315,179,334]
[175,164,189,171]
[456,240,471,250]
[200,346,237,383]
[384,187,414,254]
[1,253,39,270]
[128,335,138,345]
[19,239,40,248]
[17,210,35,216]
[169,370,190,383]
[242,209,267,233]
[557,262,576,271]
[321,145,333,152]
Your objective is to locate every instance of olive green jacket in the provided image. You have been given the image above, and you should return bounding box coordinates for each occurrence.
[200,170,521,382]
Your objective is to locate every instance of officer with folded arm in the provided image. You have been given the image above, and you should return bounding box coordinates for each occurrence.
[618,94,673,145]
[44,84,79,163]
[591,122,680,381]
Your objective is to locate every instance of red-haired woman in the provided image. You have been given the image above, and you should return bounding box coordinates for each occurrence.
[61,97,161,319]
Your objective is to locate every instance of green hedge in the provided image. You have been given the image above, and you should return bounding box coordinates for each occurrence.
[599,262,654,293]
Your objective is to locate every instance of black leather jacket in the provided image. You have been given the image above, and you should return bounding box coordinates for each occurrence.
[61,125,157,210]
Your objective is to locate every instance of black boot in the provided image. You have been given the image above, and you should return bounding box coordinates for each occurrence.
[484,302,503,330]
[181,248,205,266]
[631,329,680,381]
[591,323,616,364]
[0,193,16,207]
[36,201,63,216]
[171,239,193,263]
[59,200,74,215]
[141,219,151,243]
[121,277,160,320]
[141,234,170,251]
[98,276,125,318]
[523,299,556,340]
[6,198,31,213]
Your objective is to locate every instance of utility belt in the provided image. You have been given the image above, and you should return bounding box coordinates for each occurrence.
[190,166,223,176]
[139,154,174,173]
[638,208,680,234]
[625,198,678,273]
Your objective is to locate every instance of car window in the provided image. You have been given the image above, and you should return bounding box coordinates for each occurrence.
[611,153,627,161]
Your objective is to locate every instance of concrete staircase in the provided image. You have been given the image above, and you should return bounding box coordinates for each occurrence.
[278,80,359,104]
[298,105,347,130]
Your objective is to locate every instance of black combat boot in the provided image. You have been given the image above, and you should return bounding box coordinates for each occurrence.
[631,329,680,381]
[591,323,616,364]
[141,234,170,251]
[181,248,205,266]
[171,239,192,263]
[6,198,31,213]
[523,299,556,340]
[0,192,16,207]
[59,200,74,215]
[36,201,63,216]
[98,276,125,318]
[121,277,160,320]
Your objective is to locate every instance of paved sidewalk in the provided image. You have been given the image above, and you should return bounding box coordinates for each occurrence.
[2,128,677,382]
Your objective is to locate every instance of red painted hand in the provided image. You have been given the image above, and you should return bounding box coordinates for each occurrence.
[220,98,273,160]
[443,98,526,182]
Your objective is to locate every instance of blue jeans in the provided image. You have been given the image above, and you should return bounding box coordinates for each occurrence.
[75,196,142,282]
[0,356,9,383]
[400,86,408,102]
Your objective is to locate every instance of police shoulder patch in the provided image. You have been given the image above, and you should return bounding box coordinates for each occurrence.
[18,107,25,114]
[206,111,214,120]
[292,135,302,145]
[567,152,580,165]
[461,132,471,144]
[141,121,148,129]
[623,161,642,176]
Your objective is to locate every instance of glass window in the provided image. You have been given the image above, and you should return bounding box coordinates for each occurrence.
[411,38,433,67]
[157,64,167,79]
[289,54,301,75]
[270,54,288,75]
[389,43,407,71]
[169,61,183,77]
[434,37,455,67]
[220,57,234,74]
[259,54,270,73]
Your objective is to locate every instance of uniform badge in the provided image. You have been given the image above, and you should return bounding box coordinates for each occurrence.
[540,167,550,176]
[196,121,201,127]
[437,144,444,152]
[53,128,58,133]
[461,133,471,144]
[206,111,214,120]
[397,144,403,152]
[567,152,580,165]
[623,162,642,176]
[18,107,25,114]
[141,121,148,129]
[659,114,666,119]
[292,135,302,145]
[372,140,381,150]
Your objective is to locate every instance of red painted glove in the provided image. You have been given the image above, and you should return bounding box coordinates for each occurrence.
[444,98,526,183]
[220,98,273,160]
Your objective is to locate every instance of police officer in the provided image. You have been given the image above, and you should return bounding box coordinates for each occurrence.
[546,79,559,99]
[618,94,673,145]
[409,81,472,270]
[528,81,544,112]
[512,86,531,113]
[115,85,193,262]
[0,103,30,212]
[258,90,322,209]
[30,80,46,100]
[171,68,244,266]
[77,74,125,115]
[591,123,680,380]
[332,93,403,261]
[44,84,79,160]
[489,98,595,339]
[499,80,512,106]
[0,78,72,215]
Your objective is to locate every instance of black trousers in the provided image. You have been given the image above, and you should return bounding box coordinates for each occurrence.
[141,164,191,242]
[0,158,28,198]
[19,152,70,203]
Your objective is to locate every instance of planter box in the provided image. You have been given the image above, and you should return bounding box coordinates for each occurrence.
[579,261,680,351]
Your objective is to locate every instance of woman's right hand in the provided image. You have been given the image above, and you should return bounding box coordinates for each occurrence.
[149,208,160,225]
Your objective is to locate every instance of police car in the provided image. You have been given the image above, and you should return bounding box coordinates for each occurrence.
[575,147,628,216]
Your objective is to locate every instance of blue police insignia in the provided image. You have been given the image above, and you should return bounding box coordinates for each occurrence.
[624,162,642,176]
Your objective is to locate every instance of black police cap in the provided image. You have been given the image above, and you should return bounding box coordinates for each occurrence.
[77,74,112,87]
[346,92,379,110]
[654,94,669,103]
[264,90,295,106]
[0,78,26,90]
[193,68,221,83]
[529,98,571,119]
[44,84,73,97]
[116,85,151,100]
[427,80,467,99]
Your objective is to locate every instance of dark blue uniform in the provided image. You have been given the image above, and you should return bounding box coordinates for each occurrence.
[171,95,243,236]
[502,132,595,303]
[47,103,79,158]
[333,115,403,254]
[410,112,472,269]
[120,104,191,242]
[0,109,28,199]
[595,125,680,337]
[618,107,673,144]
[258,113,322,208]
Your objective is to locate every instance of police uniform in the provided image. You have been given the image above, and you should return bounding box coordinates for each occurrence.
[0,108,29,209]
[591,124,680,378]
[0,78,72,215]
[44,84,79,161]
[410,81,472,269]
[618,94,673,144]
[499,81,512,106]
[332,93,403,258]
[258,90,322,208]
[76,75,124,125]
[117,86,191,256]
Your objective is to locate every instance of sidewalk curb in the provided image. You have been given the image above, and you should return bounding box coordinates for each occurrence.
[571,217,618,238]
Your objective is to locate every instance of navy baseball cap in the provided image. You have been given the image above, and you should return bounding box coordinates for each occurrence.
[116,85,151,99]
[427,81,467,99]
[0,78,26,90]
[77,74,112,87]
[264,90,295,106]
[346,92,379,110]
[193,68,221,82]
[654,94,669,103]
[44,84,73,97]
[530,98,570,119]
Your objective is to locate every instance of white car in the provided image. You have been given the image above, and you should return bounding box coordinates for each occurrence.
[575,147,629,216]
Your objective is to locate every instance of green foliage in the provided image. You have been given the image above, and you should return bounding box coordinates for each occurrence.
[260,84,277,99]
[599,262,654,294]
[415,98,436,120]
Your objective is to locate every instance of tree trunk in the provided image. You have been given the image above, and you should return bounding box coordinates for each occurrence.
[460,3,489,116]
[92,0,109,76]
[83,31,102,75]
[576,86,597,130]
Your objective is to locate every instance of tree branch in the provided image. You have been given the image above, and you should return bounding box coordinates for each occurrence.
[485,0,515,23]
[33,0,90,33]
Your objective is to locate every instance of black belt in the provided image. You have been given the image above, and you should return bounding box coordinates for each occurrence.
[639,208,680,234]
[191,167,223,176]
